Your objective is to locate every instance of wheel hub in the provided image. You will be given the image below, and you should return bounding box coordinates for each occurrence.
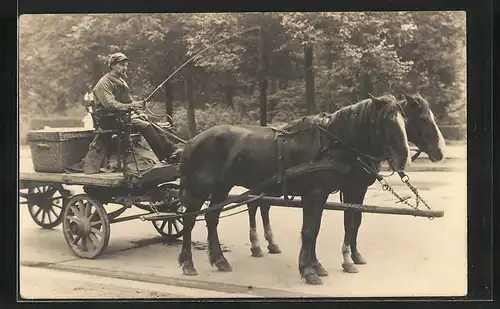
[29,192,56,210]
[69,217,91,237]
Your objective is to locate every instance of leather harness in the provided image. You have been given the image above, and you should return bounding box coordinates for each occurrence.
[273,123,350,201]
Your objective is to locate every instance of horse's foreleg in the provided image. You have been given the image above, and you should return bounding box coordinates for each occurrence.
[178,189,204,276]
[350,210,367,265]
[206,190,232,272]
[342,211,358,273]
[341,185,368,273]
[311,237,329,277]
[248,202,264,257]
[260,204,281,254]
[345,186,368,265]
[299,191,328,285]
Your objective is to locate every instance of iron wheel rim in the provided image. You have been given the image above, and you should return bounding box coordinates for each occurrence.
[62,194,110,259]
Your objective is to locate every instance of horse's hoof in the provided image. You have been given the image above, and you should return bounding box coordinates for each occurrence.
[313,264,329,277]
[303,273,323,285]
[342,262,359,273]
[215,259,233,272]
[351,252,367,265]
[182,263,198,276]
[267,244,282,254]
[251,247,264,257]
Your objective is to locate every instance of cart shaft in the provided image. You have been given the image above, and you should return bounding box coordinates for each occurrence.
[232,194,443,218]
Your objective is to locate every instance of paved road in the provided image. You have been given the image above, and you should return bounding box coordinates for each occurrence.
[19,145,467,299]
[20,266,258,299]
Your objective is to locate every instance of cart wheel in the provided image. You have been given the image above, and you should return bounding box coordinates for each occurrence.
[152,209,185,241]
[20,184,67,229]
[150,183,187,241]
[62,194,110,259]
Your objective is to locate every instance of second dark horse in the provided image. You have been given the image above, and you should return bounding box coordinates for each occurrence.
[177,94,412,285]
[246,92,447,275]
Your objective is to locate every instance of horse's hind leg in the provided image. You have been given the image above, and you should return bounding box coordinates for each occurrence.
[260,204,281,254]
[248,201,264,257]
[178,188,205,276]
[205,187,233,272]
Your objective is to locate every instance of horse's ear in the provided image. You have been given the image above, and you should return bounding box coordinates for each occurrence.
[403,92,419,107]
[402,92,411,99]
[369,93,387,107]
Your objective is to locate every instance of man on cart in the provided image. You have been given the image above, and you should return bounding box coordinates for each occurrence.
[79,52,181,174]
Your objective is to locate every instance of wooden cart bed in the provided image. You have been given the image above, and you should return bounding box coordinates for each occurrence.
[19,171,126,187]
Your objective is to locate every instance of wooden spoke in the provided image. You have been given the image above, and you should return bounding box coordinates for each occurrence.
[160,220,167,231]
[167,221,173,235]
[51,202,63,209]
[72,236,81,245]
[87,234,99,252]
[172,220,180,233]
[50,208,59,220]
[90,227,103,237]
[34,207,43,219]
[90,219,102,227]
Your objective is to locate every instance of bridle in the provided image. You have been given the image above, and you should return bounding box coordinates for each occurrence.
[396,99,425,162]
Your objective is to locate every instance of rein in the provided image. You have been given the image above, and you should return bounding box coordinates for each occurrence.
[312,116,432,216]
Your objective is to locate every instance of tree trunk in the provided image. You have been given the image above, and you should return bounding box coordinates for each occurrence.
[163,82,173,121]
[361,73,373,99]
[91,59,102,86]
[204,72,211,104]
[54,95,67,115]
[269,79,277,94]
[304,44,315,115]
[326,43,334,113]
[259,27,268,127]
[184,64,196,138]
[278,79,289,90]
[224,84,235,109]
[249,82,255,95]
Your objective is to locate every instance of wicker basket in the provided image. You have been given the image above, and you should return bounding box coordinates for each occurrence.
[27,128,95,173]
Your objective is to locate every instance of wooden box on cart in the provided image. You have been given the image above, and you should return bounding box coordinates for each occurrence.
[27,128,94,173]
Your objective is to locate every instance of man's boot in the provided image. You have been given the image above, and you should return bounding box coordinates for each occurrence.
[139,124,169,162]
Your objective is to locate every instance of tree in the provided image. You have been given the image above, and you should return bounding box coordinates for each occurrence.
[18,12,467,141]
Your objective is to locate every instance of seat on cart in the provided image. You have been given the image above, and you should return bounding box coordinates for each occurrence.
[74,102,156,174]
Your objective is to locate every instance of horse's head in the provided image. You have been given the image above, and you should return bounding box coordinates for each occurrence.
[401,92,446,162]
[367,93,411,172]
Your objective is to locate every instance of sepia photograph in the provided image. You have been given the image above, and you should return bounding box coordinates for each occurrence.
[18,12,467,299]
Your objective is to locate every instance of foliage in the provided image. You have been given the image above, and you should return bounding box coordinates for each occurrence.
[172,103,258,139]
[19,12,467,141]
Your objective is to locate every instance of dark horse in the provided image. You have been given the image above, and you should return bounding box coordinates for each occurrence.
[246,92,446,274]
[177,94,412,285]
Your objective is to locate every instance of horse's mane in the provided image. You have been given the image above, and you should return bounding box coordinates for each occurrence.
[278,95,403,152]
[277,94,404,152]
